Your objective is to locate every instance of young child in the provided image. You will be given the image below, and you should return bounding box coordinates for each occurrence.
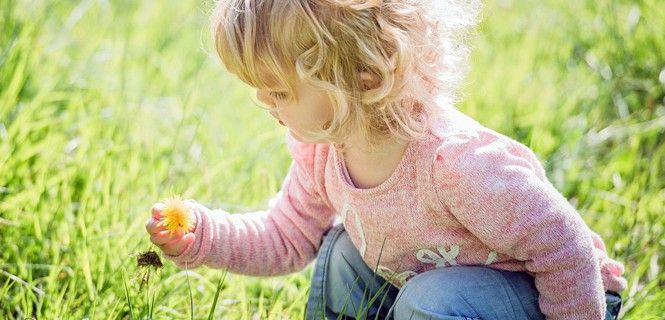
[145,0,627,319]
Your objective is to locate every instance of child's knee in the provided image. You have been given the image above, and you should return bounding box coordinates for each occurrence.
[392,267,492,319]
[392,266,543,320]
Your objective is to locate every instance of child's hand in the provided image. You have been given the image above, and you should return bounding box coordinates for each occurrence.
[145,202,196,256]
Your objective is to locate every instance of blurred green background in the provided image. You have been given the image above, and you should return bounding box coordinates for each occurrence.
[1,0,663,318]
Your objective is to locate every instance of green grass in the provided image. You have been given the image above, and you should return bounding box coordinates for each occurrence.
[1,0,663,318]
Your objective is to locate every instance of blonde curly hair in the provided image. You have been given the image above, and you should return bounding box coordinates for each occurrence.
[211,0,481,145]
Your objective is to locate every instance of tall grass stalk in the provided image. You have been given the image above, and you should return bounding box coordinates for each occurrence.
[207,269,228,320]
[121,270,134,320]
[185,262,194,320]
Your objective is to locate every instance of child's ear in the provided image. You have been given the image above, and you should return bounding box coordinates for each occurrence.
[359,71,380,90]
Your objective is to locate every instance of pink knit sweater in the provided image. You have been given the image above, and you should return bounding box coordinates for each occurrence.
[166,107,627,320]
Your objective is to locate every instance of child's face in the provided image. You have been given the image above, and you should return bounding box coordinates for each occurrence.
[256,75,334,144]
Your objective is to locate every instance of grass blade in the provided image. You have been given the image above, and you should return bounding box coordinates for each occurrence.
[186,262,194,320]
[207,269,228,320]
[121,269,134,320]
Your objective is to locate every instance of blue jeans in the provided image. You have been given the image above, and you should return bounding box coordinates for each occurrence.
[305,224,623,320]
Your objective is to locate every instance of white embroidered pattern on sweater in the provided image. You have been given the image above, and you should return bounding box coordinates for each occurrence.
[416,245,460,267]
[376,265,417,287]
[485,251,498,265]
[340,203,499,284]
[415,246,499,267]
[340,202,367,258]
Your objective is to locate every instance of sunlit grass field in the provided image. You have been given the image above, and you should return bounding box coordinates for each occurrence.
[1,0,663,318]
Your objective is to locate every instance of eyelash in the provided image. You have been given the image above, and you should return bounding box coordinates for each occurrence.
[269,92,288,100]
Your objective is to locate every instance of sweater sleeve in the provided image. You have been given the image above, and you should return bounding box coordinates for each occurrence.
[164,133,337,276]
[432,128,619,320]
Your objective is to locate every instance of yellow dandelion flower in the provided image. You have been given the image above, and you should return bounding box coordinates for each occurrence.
[158,195,194,235]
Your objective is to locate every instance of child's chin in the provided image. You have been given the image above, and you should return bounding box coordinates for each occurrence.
[289,130,324,144]
[289,131,307,142]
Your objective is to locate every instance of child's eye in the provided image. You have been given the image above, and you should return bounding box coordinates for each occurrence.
[269,92,289,100]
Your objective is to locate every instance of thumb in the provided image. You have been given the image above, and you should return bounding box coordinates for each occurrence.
[151,203,166,220]
[183,232,195,244]
[172,233,196,256]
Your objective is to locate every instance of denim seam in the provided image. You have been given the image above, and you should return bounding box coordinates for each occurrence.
[456,290,484,320]
[496,268,535,319]
[306,225,346,319]
[319,225,346,318]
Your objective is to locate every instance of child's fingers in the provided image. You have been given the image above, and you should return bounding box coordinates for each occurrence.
[151,202,166,220]
[150,229,186,245]
[150,230,173,246]
[161,233,195,256]
[145,218,166,235]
